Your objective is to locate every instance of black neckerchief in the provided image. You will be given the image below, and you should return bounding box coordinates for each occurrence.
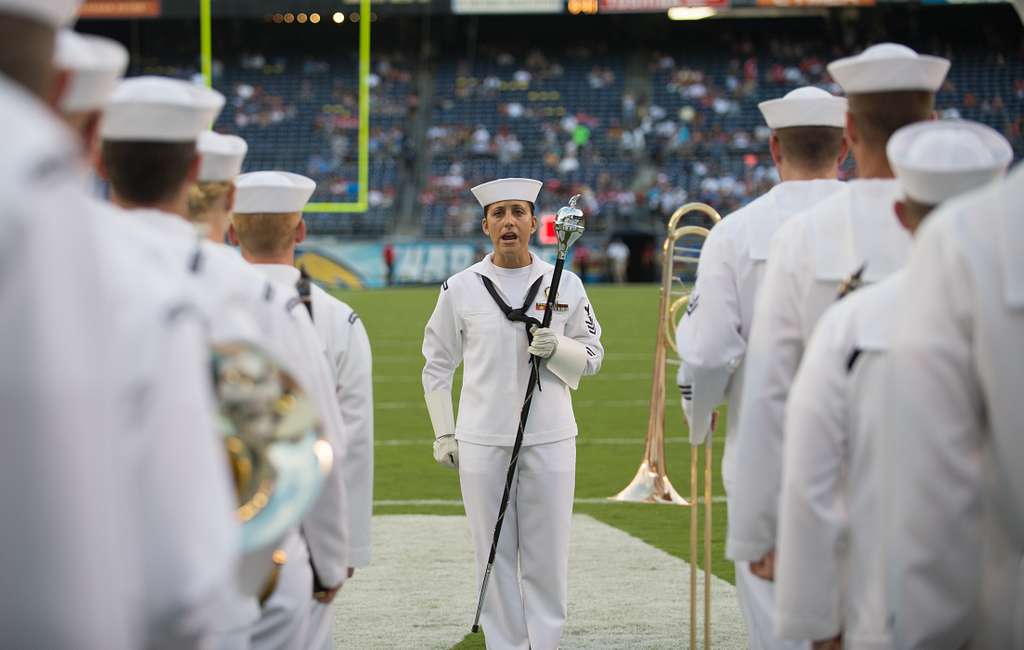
[479,274,545,344]
[296,265,314,321]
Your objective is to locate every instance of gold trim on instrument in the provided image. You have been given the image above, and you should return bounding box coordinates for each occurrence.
[609,202,721,648]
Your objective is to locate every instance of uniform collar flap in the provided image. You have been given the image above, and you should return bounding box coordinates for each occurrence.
[469,253,553,288]
[854,272,906,351]
[748,179,844,261]
[255,263,302,286]
[811,179,910,282]
[129,208,196,239]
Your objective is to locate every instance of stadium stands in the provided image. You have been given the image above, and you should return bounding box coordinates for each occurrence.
[103,10,1023,239]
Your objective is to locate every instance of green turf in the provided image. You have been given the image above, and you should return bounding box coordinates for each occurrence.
[331,283,733,591]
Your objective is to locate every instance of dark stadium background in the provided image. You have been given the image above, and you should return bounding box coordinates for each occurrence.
[77,1,1023,285]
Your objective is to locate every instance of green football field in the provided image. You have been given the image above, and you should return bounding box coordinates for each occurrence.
[331,283,732,647]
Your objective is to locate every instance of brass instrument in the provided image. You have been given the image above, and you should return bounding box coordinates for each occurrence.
[609,202,721,648]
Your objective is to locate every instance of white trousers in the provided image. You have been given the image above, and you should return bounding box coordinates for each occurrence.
[304,602,333,650]
[251,532,312,650]
[459,438,576,650]
[736,561,807,650]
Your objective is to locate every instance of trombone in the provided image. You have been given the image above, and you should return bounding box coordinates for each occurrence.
[610,202,721,648]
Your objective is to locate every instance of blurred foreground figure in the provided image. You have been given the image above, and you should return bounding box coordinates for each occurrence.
[0,1,140,646]
[676,85,848,650]
[728,43,949,581]
[231,171,372,650]
[775,120,1012,649]
[54,30,250,650]
[884,162,1024,649]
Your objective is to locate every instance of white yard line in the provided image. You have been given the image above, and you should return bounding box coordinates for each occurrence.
[376,399,650,410]
[374,437,692,447]
[373,497,727,507]
[331,514,746,649]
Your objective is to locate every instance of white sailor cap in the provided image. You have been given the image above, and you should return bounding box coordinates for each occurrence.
[198,131,247,182]
[758,86,847,129]
[55,30,128,113]
[470,177,543,209]
[887,119,1012,205]
[100,76,225,142]
[828,43,950,95]
[234,171,316,214]
[0,0,80,27]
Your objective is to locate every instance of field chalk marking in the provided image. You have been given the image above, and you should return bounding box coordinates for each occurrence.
[332,514,746,649]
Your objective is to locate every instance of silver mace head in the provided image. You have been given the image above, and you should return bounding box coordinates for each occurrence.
[554,194,585,259]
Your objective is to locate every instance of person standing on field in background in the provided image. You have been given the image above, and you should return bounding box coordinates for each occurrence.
[676,86,848,650]
[727,44,949,593]
[230,170,374,650]
[773,119,1011,650]
[422,178,604,650]
[606,238,629,284]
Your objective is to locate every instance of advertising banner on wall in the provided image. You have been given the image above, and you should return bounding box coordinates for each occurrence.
[298,240,559,289]
[599,0,728,11]
[79,0,161,18]
[452,0,563,13]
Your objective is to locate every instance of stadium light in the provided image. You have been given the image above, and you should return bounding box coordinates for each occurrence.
[333,11,345,23]
[310,12,321,23]
[283,12,295,23]
[667,6,717,20]
[297,12,307,23]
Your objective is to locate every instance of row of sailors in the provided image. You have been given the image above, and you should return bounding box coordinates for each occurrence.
[677,40,1022,649]
[0,1,372,648]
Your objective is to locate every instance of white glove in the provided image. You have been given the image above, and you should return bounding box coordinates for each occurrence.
[425,390,458,469]
[433,434,458,469]
[528,326,559,358]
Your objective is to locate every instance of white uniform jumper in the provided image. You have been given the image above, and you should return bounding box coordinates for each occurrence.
[675,178,843,650]
[0,75,144,649]
[119,211,351,650]
[728,179,910,564]
[423,255,603,650]
[774,274,905,649]
[258,264,375,650]
[884,168,1024,649]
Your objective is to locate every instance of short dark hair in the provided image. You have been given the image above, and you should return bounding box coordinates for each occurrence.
[849,91,935,150]
[774,126,845,171]
[101,140,198,205]
[0,13,55,99]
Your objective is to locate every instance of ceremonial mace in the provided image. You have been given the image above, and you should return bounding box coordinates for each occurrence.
[471,195,586,634]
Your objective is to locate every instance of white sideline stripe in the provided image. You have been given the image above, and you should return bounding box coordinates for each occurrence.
[377,398,650,410]
[373,496,727,507]
[374,371,653,383]
[372,351,652,364]
[332,514,746,649]
[375,436,691,447]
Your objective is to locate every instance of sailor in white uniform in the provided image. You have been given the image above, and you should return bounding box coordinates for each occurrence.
[0,2,147,645]
[774,120,1012,650]
[883,165,1024,648]
[190,130,247,243]
[230,171,375,650]
[99,78,350,650]
[422,178,604,650]
[675,86,847,650]
[54,32,252,650]
[727,44,950,579]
